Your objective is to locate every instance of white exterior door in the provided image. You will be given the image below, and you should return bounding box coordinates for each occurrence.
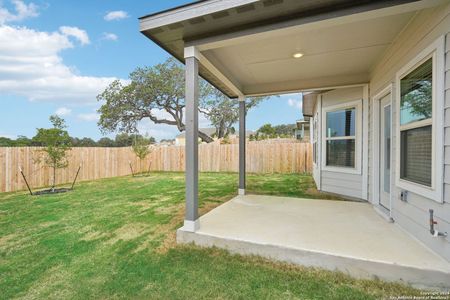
[379,95,391,209]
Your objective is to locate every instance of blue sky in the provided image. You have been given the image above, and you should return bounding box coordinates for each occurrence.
[0,0,303,141]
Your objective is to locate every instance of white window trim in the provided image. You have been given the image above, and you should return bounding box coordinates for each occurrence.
[372,84,393,213]
[321,99,362,174]
[394,35,445,203]
[314,95,322,190]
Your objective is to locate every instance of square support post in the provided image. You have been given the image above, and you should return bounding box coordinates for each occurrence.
[184,49,200,232]
[239,96,246,195]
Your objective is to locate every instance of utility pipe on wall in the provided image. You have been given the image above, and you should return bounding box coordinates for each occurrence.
[429,209,448,238]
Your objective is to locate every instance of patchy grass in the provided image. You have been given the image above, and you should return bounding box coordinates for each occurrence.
[0,172,419,299]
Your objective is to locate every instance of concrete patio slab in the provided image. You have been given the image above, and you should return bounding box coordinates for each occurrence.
[177,195,450,290]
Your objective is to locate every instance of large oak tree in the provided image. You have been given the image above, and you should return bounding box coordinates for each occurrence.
[97,58,266,142]
[199,84,266,138]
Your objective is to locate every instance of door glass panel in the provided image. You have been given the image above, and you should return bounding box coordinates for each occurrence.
[383,105,391,193]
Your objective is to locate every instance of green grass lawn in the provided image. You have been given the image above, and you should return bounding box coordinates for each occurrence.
[0,172,419,299]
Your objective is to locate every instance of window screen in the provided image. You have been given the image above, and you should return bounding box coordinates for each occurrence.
[400,125,432,186]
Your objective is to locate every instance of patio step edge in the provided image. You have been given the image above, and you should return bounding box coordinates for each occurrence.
[177,228,450,291]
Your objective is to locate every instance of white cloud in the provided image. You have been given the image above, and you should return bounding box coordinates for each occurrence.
[77,113,100,122]
[55,107,71,116]
[59,26,90,45]
[104,10,128,21]
[101,32,118,41]
[287,98,302,110]
[0,0,38,24]
[0,25,119,104]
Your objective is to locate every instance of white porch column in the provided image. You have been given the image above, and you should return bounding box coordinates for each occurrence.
[238,96,246,195]
[184,47,200,232]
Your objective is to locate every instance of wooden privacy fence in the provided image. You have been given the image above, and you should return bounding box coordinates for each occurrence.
[0,141,312,193]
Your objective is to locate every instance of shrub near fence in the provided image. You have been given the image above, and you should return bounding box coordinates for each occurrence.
[0,141,312,193]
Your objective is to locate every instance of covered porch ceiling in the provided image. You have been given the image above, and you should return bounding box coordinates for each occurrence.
[140,0,446,98]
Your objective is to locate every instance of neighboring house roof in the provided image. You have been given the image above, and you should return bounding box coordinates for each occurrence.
[176,128,217,139]
[296,119,310,125]
[242,130,255,137]
[139,0,420,98]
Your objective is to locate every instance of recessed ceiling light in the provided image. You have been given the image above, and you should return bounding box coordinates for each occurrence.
[293,52,303,58]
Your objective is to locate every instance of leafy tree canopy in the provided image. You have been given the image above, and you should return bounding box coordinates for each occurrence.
[33,115,72,188]
[132,135,153,161]
[97,58,267,143]
[251,123,296,140]
[199,84,266,138]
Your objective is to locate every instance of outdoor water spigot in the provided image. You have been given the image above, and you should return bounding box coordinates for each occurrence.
[429,209,448,238]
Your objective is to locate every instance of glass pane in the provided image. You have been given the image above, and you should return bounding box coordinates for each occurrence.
[326,108,355,138]
[383,105,391,193]
[326,140,355,168]
[400,58,432,125]
[400,126,432,187]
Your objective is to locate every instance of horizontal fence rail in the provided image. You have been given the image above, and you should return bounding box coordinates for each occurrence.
[0,141,312,193]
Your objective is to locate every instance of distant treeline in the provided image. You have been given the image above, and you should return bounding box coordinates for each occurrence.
[250,123,296,141]
[0,133,156,147]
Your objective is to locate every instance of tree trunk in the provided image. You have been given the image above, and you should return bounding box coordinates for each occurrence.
[198,131,214,143]
[52,166,56,191]
[217,119,225,138]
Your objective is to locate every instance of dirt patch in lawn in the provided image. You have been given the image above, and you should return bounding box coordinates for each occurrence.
[18,265,72,300]
[0,233,17,247]
[108,223,151,244]
[129,196,173,212]
[306,187,322,197]
[154,204,179,215]
[129,200,155,211]
[153,201,226,254]
[39,221,58,228]
[82,231,109,241]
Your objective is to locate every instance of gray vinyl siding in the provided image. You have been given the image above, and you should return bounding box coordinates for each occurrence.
[319,87,365,200]
[369,3,450,261]
[321,171,362,199]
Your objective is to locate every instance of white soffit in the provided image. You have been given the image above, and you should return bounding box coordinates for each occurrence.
[203,11,416,95]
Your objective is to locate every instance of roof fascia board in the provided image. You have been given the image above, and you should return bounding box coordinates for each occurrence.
[140,0,258,31]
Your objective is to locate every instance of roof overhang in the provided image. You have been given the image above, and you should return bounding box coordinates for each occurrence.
[140,0,446,98]
[302,93,318,117]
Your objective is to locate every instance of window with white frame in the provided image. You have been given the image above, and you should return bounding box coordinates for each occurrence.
[395,35,445,202]
[399,57,432,187]
[322,101,361,172]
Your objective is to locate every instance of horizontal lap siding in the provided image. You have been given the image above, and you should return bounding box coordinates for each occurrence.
[319,87,365,200]
[321,171,362,199]
[369,4,450,261]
